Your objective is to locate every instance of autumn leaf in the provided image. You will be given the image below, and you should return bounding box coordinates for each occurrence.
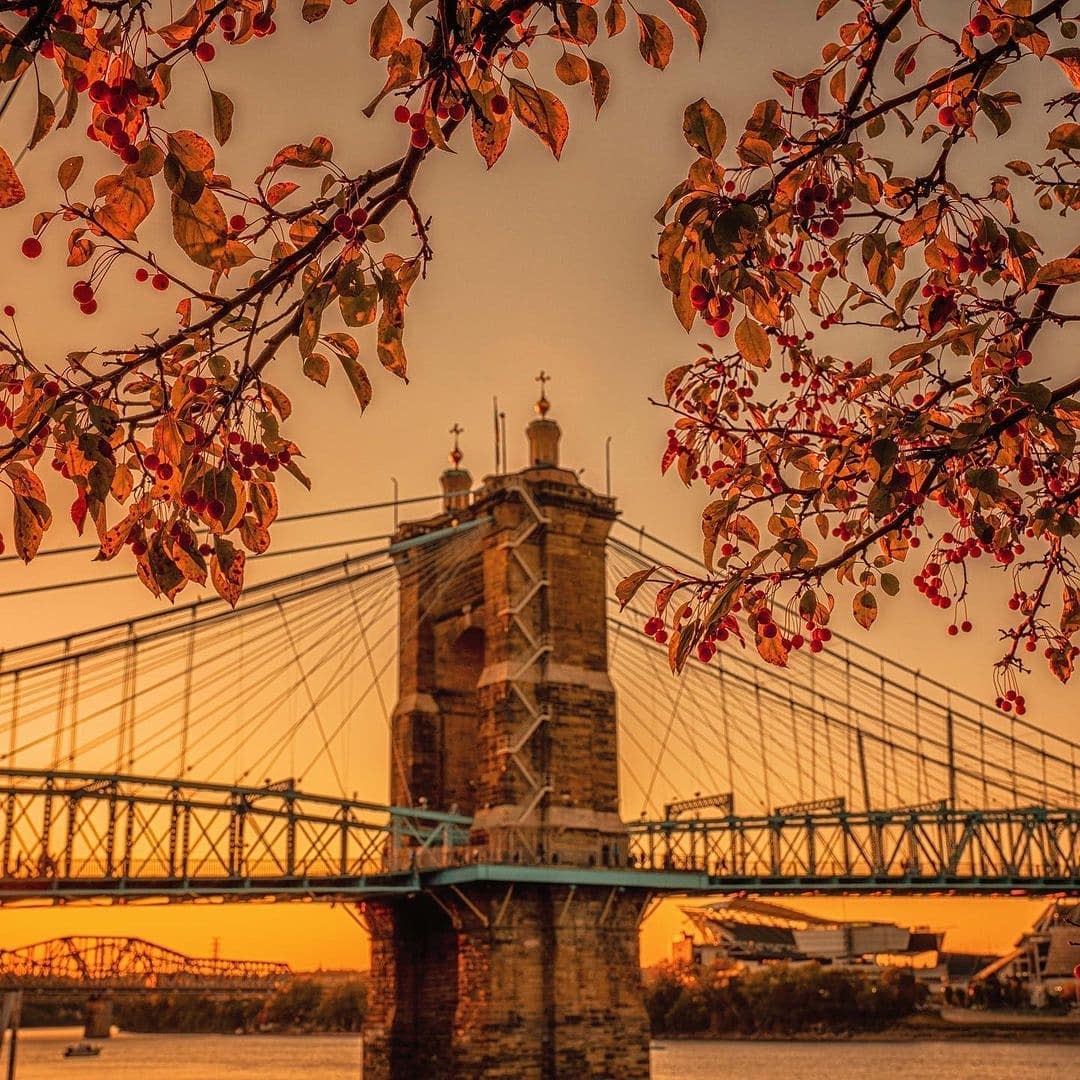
[12,494,50,562]
[605,0,627,36]
[172,189,252,271]
[211,538,246,607]
[756,631,789,667]
[616,565,657,607]
[259,137,334,180]
[29,92,56,151]
[339,355,373,411]
[734,317,770,367]
[472,108,511,168]
[210,89,234,146]
[853,589,878,629]
[363,38,424,117]
[94,168,154,240]
[555,53,589,87]
[682,98,726,158]
[637,13,674,69]
[303,0,332,22]
[157,0,213,47]
[667,0,707,55]
[587,59,611,116]
[0,146,26,208]
[1032,258,1080,287]
[57,156,83,191]
[303,353,331,386]
[266,182,299,207]
[508,79,569,159]
[1050,48,1080,90]
[377,319,408,380]
[370,1,403,59]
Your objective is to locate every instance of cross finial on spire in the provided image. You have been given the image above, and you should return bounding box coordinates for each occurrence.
[449,423,464,467]
[535,370,550,417]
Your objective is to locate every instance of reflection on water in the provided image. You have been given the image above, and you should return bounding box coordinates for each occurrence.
[650,1038,1080,1080]
[6,1028,1078,1079]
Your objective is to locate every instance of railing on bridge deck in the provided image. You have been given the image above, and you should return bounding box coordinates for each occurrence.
[0,768,468,900]
[623,807,1080,892]
[0,768,1076,900]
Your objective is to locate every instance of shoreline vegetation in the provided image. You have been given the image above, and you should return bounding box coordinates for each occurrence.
[644,962,1080,1043]
[16,965,1079,1042]
[20,978,367,1035]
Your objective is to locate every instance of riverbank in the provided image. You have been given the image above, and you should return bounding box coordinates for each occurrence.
[658,1009,1080,1042]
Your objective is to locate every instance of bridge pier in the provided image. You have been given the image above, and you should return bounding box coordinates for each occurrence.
[83,994,113,1039]
[362,885,649,1080]
[364,393,652,1079]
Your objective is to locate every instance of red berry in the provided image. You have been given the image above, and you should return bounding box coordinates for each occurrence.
[937,106,957,127]
[89,80,109,103]
[509,9,525,24]
[131,540,147,557]
[350,207,368,227]
[252,11,271,32]
[2,306,13,318]
[156,462,174,481]
[408,112,426,130]
[80,300,97,315]
[40,41,55,60]
[135,268,149,282]
[220,13,237,32]
[21,237,42,259]
[121,145,140,165]
[410,129,430,149]
[968,14,991,35]
[654,629,668,645]
[449,102,466,122]
[195,42,216,62]
[190,376,208,394]
[491,95,509,116]
[152,273,169,291]
[73,282,94,303]
[43,381,60,397]
[393,104,411,124]
[229,214,247,231]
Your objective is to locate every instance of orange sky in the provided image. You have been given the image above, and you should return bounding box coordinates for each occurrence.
[0,1,1073,969]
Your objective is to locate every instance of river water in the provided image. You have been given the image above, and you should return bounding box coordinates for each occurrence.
[7,1028,1077,1078]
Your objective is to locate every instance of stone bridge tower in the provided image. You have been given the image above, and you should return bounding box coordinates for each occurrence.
[361,388,651,1080]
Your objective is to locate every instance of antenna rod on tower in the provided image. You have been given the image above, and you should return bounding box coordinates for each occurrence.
[500,410,507,474]
[493,397,501,474]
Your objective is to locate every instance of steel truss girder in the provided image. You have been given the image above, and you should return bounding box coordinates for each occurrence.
[0,767,468,899]
[0,935,290,991]
[626,806,1080,888]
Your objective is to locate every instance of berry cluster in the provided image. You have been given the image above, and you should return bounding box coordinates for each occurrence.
[393,100,469,150]
[689,284,734,338]
[794,178,849,240]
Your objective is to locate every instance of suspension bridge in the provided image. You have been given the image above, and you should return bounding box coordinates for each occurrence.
[0,394,1076,1077]
[0,510,1075,901]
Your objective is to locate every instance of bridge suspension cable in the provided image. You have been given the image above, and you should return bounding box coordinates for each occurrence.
[605,531,1080,819]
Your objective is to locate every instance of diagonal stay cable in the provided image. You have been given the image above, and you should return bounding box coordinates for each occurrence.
[273,597,346,795]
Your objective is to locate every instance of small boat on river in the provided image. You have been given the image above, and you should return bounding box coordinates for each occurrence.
[63,1042,102,1058]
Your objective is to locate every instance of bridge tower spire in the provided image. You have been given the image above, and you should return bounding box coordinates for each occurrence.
[363,384,651,1080]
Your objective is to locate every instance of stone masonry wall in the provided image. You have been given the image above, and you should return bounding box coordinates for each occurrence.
[363,885,650,1080]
